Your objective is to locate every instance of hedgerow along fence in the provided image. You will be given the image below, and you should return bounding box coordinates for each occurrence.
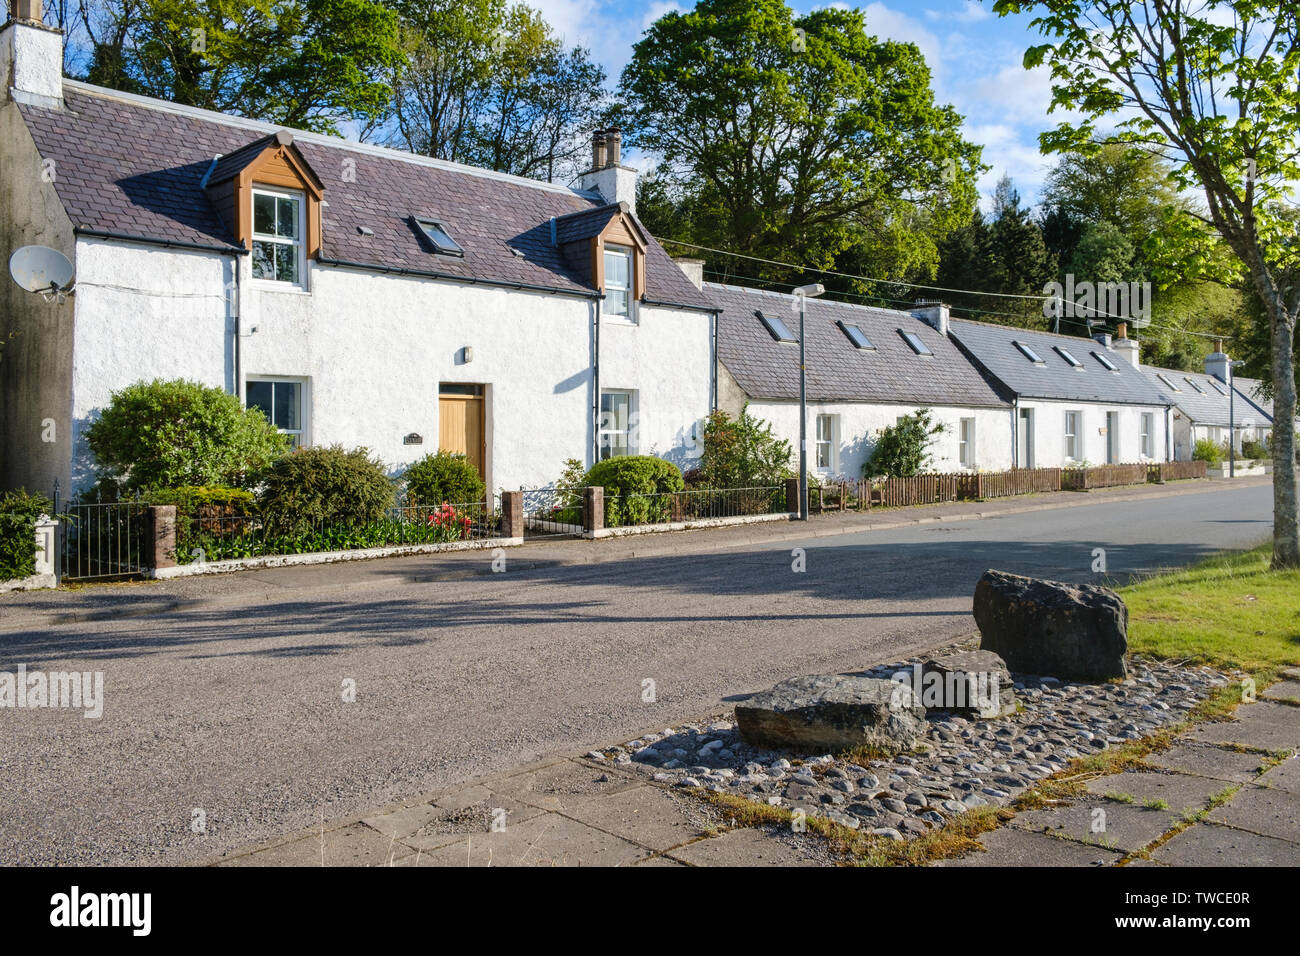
[12,461,1207,583]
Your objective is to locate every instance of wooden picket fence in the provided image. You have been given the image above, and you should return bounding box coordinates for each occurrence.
[809,460,1204,514]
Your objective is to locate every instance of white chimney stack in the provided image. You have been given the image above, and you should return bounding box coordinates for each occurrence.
[579,128,637,216]
[911,299,950,336]
[2,0,63,108]
[1112,321,1140,367]
[674,257,704,291]
[1205,338,1231,383]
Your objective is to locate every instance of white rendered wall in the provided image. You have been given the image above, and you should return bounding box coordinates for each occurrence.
[745,400,1015,477]
[1015,399,1168,467]
[67,242,711,495]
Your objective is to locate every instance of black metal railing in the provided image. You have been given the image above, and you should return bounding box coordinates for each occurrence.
[605,485,786,528]
[59,500,150,581]
[518,486,585,537]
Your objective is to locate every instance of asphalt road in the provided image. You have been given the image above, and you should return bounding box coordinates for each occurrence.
[0,482,1273,865]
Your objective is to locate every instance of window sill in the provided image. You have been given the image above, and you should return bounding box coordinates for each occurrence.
[251,280,311,296]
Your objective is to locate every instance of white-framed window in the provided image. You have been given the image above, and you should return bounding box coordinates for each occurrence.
[1064,410,1081,461]
[603,244,634,321]
[1141,412,1154,458]
[815,414,837,470]
[599,390,635,459]
[959,417,975,467]
[251,187,306,286]
[246,378,307,447]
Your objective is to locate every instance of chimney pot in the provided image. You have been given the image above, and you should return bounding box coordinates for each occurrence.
[591,130,608,172]
[606,128,622,167]
[10,0,41,21]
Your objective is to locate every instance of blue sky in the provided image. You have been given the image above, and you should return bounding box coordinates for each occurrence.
[526,0,1063,209]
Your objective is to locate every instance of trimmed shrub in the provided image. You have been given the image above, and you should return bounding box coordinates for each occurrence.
[402,451,486,505]
[1241,438,1268,461]
[143,486,255,562]
[1192,437,1224,466]
[0,489,52,580]
[256,446,396,536]
[86,379,287,492]
[583,455,684,527]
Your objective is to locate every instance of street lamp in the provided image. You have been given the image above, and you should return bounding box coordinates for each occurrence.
[1228,359,1245,477]
[793,282,825,520]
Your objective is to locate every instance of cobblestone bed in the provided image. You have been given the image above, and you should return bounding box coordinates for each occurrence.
[590,651,1235,842]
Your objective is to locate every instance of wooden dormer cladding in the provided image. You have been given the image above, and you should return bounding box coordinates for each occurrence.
[204,129,324,258]
[593,209,647,301]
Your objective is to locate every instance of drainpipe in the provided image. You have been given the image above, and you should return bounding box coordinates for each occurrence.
[1012,397,1020,469]
[592,297,601,465]
[710,309,719,412]
[233,257,243,401]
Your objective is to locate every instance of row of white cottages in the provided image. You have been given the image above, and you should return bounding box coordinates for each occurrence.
[0,10,1276,498]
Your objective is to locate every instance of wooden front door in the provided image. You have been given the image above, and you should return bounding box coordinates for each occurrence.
[438,388,485,480]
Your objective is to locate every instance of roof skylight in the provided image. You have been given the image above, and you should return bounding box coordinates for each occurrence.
[1014,340,1045,364]
[758,311,797,343]
[414,217,464,256]
[1054,346,1083,368]
[1092,351,1119,371]
[1156,373,1181,391]
[899,330,933,355]
[839,321,875,350]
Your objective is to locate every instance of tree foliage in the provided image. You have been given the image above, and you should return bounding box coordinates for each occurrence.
[620,0,982,287]
[995,0,1300,566]
[77,0,403,133]
[85,379,288,493]
[382,0,608,181]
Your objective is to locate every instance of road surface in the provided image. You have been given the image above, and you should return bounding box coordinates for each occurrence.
[0,481,1273,864]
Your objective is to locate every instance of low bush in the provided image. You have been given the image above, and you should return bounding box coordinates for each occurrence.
[402,451,486,505]
[1241,438,1269,461]
[584,455,684,527]
[697,406,793,488]
[0,489,53,580]
[1192,438,1223,466]
[864,409,945,478]
[256,446,395,536]
[86,379,287,492]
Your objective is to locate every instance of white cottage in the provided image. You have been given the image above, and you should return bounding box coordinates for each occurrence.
[709,283,1015,476]
[1143,344,1274,459]
[947,320,1172,467]
[0,3,716,498]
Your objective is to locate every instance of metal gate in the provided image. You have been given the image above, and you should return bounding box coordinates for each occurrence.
[517,486,586,538]
[58,500,150,581]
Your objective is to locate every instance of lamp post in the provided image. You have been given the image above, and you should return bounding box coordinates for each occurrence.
[1228,359,1244,477]
[793,283,825,520]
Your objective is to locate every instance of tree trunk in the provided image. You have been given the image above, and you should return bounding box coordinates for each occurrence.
[1266,294,1300,568]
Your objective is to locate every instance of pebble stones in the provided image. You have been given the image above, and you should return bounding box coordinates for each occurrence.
[604,654,1228,845]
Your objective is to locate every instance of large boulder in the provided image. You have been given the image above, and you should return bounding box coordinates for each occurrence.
[736,674,925,755]
[974,570,1128,681]
[915,649,1017,718]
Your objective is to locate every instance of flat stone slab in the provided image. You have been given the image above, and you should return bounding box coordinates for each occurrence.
[1207,783,1300,843]
[736,673,925,754]
[1255,754,1300,795]
[1011,802,1177,855]
[1144,742,1269,784]
[1262,680,1300,702]
[934,826,1123,867]
[1085,770,1232,816]
[562,785,712,852]
[491,759,643,813]
[1187,701,1300,752]
[667,826,834,867]
[217,823,413,867]
[401,811,651,866]
[1152,822,1300,866]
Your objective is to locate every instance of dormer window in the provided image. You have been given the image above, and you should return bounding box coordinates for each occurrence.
[415,218,464,257]
[252,187,305,284]
[604,244,633,318]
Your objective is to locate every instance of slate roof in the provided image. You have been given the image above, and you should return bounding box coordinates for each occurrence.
[1142,366,1274,427]
[709,283,1008,407]
[948,319,1169,406]
[553,203,631,245]
[17,81,712,309]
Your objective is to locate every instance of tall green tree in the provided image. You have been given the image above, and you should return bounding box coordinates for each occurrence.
[996,0,1300,567]
[619,0,982,288]
[78,0,402,134]
[383,0,608,182]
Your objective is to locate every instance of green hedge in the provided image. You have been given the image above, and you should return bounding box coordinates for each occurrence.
[0,489,53,580]
[144,486,254,563]
[584,455,684,527]
[256,446,396,536]
[401,451,486,505]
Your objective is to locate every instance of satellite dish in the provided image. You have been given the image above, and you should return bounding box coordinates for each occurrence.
[9,245,75,302]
